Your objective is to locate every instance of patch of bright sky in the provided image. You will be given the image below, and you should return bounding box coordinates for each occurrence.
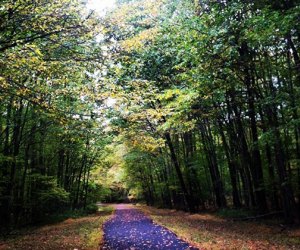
[86,0,116,16]
[85,1,117,109]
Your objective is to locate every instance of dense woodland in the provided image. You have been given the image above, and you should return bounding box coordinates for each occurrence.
[0,0,300,231]
[0,0,109,229]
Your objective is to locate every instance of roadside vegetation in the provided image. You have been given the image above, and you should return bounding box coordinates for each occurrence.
[0,206,113,250]
[140,205,300,250]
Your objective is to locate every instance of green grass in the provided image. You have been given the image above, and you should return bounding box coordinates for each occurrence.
[98,206,114,213]
[216,208,256,219]
[79,206,114,249]
[39,203,113,225]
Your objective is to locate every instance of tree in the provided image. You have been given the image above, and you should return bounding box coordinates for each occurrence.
[101,0,300,223]
[0,0,108,229]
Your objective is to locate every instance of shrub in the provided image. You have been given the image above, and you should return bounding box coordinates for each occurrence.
[85,204,99,214]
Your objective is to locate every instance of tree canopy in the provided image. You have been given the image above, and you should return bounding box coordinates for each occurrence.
[1,0,300,229]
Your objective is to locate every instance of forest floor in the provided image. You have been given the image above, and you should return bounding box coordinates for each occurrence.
[1,204,299,250]
[140,205,300,250]
[0,206,113,250]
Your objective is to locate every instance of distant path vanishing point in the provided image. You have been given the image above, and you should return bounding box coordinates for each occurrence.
[102,204,198,250]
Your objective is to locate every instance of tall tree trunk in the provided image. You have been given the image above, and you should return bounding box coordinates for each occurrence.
[217,117,241,208]
[164,132,194,212]
[239,41,268,212]
[199,120,227,208]
[227,91,256,208]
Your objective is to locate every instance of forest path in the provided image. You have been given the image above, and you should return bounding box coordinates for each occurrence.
[102,204,198,250]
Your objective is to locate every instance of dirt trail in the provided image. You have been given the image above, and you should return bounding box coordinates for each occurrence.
[102,204,198,250]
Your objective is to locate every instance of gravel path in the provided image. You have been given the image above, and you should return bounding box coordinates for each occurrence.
[102,204,198,250]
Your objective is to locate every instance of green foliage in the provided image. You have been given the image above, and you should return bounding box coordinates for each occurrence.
[85,204,99,214]
[18,174,70,221]
[216,208,256,219]
[99,0,300,222]
[0,0,111,229]
[1,0,300,229]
